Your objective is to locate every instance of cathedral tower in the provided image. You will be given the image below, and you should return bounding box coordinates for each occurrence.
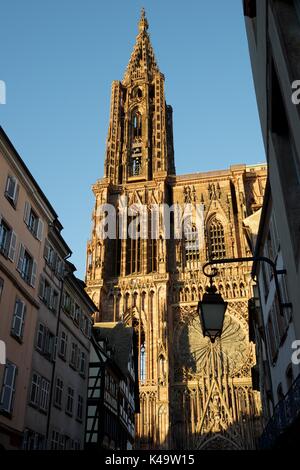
[86,10,267,450]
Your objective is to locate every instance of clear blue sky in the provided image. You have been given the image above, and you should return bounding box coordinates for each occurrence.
[0,0,265,279]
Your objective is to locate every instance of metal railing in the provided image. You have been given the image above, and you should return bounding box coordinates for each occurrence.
[260,373,300,448]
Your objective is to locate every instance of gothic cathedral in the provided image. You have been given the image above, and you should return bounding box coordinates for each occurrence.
[86,10,267,450]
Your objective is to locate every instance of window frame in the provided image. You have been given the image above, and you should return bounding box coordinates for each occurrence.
[11,298,26,340]
[0,361,17,414]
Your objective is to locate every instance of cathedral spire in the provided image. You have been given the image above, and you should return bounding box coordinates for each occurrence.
[139,7,148,33]
[123,8,159,84]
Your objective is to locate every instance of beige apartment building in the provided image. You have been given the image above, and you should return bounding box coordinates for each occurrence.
[0,127,96,449]
[244,0,300,447]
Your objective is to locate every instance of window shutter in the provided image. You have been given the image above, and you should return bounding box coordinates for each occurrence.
[71,301,75,319]
[12,299,20,332]
[5,176,12,195]
[36,219,44,242]
[38,276,45,299]
[49,288,54,310]
[5,176,16,200]
[8,231,17,262]
[57,259,64,278]
[44,240,50,261]
[24,202,31,226]
[1,362,17,413]
[13,180,19,205]
[62,291,66,309]
[52,252,57,271]
[52,291,58,313]
[17,244,25,272]
[31,260,37,287]
[12,300,26,338]
[21,304,26,338]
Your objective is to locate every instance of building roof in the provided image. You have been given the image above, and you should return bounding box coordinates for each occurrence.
[0,126,59,221]
[0,126,72,256]
[93,322,134,376]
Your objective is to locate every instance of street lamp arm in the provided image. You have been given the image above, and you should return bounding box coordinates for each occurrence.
[203,256,277,277]
[202,256,290,317]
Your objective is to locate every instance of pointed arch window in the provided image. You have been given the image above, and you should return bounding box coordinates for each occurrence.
[126,215,142,275]
[208,218,226,259]
[132,111,142,139]
[140,339,146,383]
[133,318,146,383]
[148,213,157,273]
[184,224,200,266]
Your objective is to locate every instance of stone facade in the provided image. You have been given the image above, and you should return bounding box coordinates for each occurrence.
[86,10,267,450]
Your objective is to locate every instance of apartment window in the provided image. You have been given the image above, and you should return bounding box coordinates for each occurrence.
[79,313,85,332]
[77,395,83,422]
[39,276,51,305]
[59,331,68,359]
[36,324,45,352]
[54,377,63,408]
[44,240,64,278]
[51,290,59,314]
[44,240,55,268]
[17,245,37,287]
[38,277,58,314]
[4,175,19,207]
[0,218,17,261]
[63,291,71,314]
[23,202,44,241]
[39,378,50,412]
[79,351,86,376]
[74,304,81,325]
[0,277,3,299]
[70,343,78,369]
[30,373,40,406]
[44,330,55,361]
[0,361,17,414]
[36,323,55,361]
[66,387,74,415]
[51,430,60,450]
[70,343,79,369]
[73,440,81,450]
[59,434,66,450]
[23,429,46,450]
[11,298,26,340]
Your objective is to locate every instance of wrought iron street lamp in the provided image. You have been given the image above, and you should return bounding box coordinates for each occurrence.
[199,255,292,344]
[197,279,228,343]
